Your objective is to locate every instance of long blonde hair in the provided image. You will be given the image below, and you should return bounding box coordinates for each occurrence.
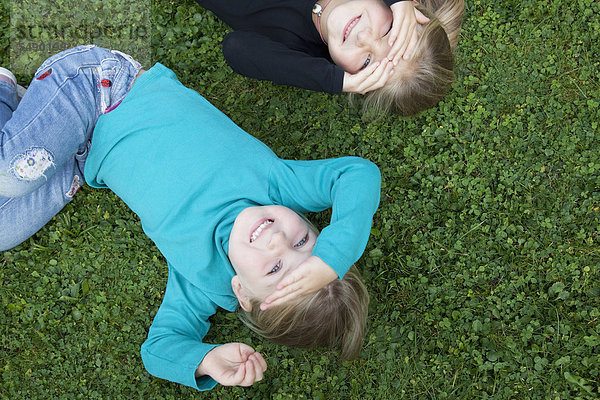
[363,0,465,116]
[237,266,369,360]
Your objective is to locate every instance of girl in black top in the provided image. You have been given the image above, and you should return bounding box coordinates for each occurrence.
[195,0,464,115]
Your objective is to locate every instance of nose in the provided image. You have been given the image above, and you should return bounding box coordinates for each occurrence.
[356,26,370,47]
[267,231,288,251]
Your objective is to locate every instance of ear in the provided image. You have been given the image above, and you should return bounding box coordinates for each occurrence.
[231,275,253,312]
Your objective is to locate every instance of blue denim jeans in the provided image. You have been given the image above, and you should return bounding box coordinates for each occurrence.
[0,45,141,251]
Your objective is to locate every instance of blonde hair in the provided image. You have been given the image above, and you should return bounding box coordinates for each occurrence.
[237,266,369,360]
[363,0,465,116]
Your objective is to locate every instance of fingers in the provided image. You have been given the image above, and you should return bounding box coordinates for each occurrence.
[253,351,268,372]
[415,8,430,24]
[260,258,315,308]
[238,342,256,359]
[238,353,267,386]
[387,5,430,62]
[387,2,413,58]
[260,267,337,310]
[261,289,300,310]
[239,361,255,387]
[388,16,409,55]
[232,361,249,385]
[401,10,429,60]
[237,345,267,380]
[358,60,394,94]
[276,269,301,291]
[260,257,338,309]
[388,16,416,61]
[209,343,269,387]
[261,280,302,310]
[386,21,401,50]
[260,270,302,306]
[401,27,419,60]
[388,26,416,62]
[249,353,267,381]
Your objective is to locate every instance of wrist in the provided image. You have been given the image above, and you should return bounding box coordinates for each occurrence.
[195,347,217,378]
[342,72,351,92]
[311,255,338,280]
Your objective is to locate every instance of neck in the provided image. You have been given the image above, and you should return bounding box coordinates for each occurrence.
[312,0,336,45]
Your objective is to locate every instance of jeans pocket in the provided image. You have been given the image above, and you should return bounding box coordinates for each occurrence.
[34,45,97,77]
[111,49,143,72]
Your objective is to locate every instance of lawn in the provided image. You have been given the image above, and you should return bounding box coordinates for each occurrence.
[1,0,599,399]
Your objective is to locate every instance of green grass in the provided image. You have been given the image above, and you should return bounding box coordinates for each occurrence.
[1,0,599,398]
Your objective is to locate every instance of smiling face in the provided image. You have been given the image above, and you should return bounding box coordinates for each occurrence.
[324,0,394,73]
[228,205,317,307]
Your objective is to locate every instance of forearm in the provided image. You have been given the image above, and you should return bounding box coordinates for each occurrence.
[272,157,381,279]
[222,31,344,94]
[142,267,223,390]
[313,159,381,278]
[141,335,220,390]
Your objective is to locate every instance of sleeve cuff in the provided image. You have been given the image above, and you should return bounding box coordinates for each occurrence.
[141,342,221,391]
[384,0,411,6]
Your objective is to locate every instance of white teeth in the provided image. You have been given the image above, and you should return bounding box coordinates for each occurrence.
[344,16,360,41]
[250,219,273,242]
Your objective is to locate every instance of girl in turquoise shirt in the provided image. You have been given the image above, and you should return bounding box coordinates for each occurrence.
[0,46,380,390]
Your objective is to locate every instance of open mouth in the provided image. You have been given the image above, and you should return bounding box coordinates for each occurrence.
[343,15,361,42]
[250,219,274,243]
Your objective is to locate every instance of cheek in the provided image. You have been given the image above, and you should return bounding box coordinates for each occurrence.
[228,241,242,264]
[289,247,314,270]
[329,46,361,73]
[372,7,392,34]
[328,44,342,64]
[228,245,254,276]
[371,43,391,63]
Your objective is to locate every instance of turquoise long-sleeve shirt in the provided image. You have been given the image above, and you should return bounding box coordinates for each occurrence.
[84,63,381,390]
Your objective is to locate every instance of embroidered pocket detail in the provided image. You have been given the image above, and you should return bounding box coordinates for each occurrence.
[36,68,52,80]
[10,147,55,180]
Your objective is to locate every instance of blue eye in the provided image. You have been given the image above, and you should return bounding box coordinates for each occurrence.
[294,234,308,248]
[361,55,371,70]
[270,262,281,274]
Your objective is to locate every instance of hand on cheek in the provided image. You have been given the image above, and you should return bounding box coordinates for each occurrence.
[260,255,337,310]
[387,1,430,63]
[341,59,395,95]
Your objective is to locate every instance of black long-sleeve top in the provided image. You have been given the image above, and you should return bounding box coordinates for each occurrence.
[195,0,405,94]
